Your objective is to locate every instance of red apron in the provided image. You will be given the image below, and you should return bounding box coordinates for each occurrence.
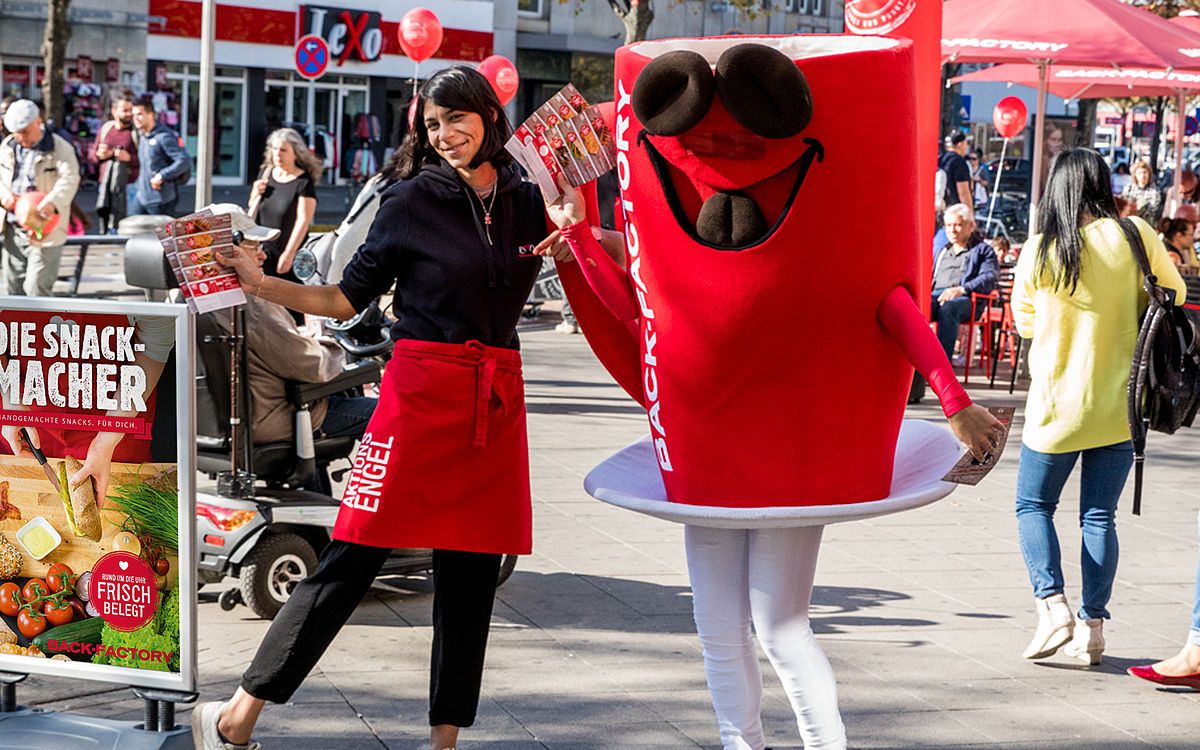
[331,339,532,555]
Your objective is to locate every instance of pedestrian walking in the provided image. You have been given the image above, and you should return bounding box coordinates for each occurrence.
[1011,148,1186,665]
[938,132,973,213]
[130,97,190,217]
[0,98,80,296]
[92,93,139,234]
[247,128,321,285]
[190,65,583,750]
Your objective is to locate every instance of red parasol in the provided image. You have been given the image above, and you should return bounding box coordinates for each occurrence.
[943,0,1200,224]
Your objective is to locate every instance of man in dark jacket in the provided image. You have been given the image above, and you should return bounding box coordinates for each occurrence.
[131,98,190,217]
[931,203,999,361]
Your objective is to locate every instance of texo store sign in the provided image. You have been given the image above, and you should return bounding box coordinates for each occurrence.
[302,5,383,65]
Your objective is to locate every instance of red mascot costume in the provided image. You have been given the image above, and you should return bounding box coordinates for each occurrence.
[556,35,1005,748]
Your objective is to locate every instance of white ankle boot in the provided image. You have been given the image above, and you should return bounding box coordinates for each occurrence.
[1063,617,1105,665]
[1022,593,1074,659]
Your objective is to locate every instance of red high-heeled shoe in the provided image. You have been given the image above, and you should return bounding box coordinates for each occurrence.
[1127,664,1200,689]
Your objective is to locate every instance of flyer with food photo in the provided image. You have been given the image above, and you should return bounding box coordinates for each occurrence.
[505,83,617,201]
[156,212,246,315]
[0,307,183,676]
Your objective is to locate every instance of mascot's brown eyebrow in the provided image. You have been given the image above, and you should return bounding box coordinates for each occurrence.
[632,43,814,140]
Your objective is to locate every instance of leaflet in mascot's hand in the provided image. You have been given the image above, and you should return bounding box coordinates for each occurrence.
[558,35,972,512]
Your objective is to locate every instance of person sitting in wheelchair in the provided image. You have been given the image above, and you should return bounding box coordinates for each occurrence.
[210,240,377,492]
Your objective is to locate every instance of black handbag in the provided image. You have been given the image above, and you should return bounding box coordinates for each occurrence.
[1119,218,1200,514]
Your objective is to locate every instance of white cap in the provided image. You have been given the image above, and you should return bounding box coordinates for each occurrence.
[3,99,38,133]
[204,203,281,242]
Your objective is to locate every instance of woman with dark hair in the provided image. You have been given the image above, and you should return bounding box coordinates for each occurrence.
[1159,216,1197,272]
[191,66,585,750]
[1011,149,1185,666]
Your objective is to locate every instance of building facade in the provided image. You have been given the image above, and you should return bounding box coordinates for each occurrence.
[513,0,844,118]
[1,0,150,182]
[2,0,846,188]
[145,0,496,186]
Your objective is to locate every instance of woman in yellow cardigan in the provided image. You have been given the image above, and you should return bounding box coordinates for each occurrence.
[1011,148,1186,666]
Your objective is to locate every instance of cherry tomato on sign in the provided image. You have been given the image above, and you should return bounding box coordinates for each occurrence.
[44,598,73,627]
[21,579,47,611]
[17,609,45,638]
[47,563,74,594]
[0,582,20,617]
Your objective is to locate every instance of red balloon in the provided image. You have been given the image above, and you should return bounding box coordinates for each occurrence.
[993,96,1029,139]
[398,8,444,63]
[14,192,59,240]
[478,55,519,106]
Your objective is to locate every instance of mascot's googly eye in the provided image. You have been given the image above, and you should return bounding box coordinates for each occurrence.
[715,44,813,139]
[632,50,716,137]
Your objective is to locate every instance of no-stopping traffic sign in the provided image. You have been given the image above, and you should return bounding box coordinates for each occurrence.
[295,35,330,81]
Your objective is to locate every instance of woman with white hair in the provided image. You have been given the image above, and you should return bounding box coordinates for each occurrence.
[248,128,322,288]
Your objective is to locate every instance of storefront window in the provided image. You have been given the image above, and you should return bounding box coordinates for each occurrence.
[2,65,31,99]
[518,0,545,17]
[162,66,247,184]
[215,83,244,178]
[342,89,373,183]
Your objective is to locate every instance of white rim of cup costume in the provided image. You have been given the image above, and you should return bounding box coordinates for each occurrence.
[584,419,962,528]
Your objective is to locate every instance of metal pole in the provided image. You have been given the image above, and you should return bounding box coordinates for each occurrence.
[1175,89,1186,200]
[195,0,217,210]
[1029,60,1049,236]
[986,137,1009,231]
[228,307,240,476]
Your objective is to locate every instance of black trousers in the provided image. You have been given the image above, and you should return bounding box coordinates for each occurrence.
[240,540,502,727]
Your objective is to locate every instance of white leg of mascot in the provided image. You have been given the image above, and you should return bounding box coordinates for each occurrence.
[554,35,1005,749]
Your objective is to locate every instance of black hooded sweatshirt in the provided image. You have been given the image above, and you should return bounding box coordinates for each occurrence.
[338,159,546,349]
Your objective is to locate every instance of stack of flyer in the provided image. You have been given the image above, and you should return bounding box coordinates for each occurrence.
[154,211,247,314]
[505,84,616,201]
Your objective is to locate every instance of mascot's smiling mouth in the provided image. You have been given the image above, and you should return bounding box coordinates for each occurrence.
[640,134,824,251]
[630,42,823,252]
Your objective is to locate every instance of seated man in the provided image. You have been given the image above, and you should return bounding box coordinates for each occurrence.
[211,244,377,451]
[931,204,999,362]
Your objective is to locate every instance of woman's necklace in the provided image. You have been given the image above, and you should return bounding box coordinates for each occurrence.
[471,179,499,245]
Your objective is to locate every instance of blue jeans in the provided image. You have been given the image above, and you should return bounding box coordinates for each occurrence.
[1192,510,1200,646]
[1015,441,1133,620]
[930,290,973,360]
[318,395,377,438]
[128,191,177,218]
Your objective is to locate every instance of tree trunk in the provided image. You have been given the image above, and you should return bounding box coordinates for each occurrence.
[1074,99,1097,148]
[41,0,72,127]
[939,63,962,141]
[1149,96,1167,172]
[609,0,655,45]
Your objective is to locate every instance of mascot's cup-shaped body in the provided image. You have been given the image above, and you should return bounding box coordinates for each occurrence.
[610,35,919,508]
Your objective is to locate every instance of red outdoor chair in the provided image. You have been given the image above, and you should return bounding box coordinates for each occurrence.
[961,290,1001,384]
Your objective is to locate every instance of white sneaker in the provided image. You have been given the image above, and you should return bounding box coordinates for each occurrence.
[1022,593,1073,659]
[191,701,261,750]
[1063,617,1105,665]
[555,321,580,334]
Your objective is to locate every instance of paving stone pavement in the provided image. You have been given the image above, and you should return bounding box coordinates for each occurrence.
[16,281,1200,748]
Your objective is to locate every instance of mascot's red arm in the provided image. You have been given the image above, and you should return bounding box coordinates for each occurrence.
[552,183,647,408]
[876,285,973,417]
